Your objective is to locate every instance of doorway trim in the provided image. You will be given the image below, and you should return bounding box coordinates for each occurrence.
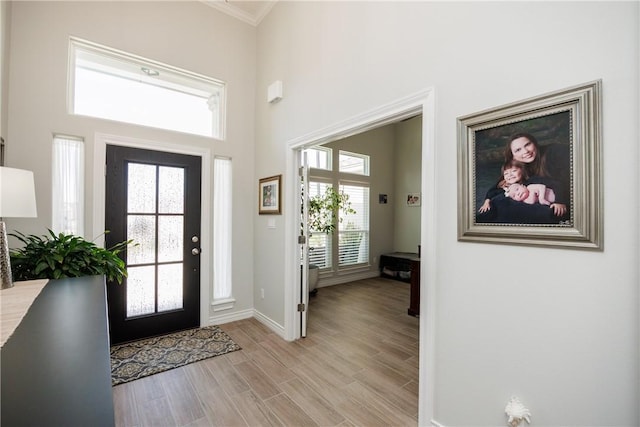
[93,133,212,330]
[284,88,437,424]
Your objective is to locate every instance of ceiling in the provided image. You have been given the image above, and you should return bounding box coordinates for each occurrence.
[201,0,277,26]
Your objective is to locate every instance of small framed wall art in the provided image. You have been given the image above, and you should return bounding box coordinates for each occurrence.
[258,175,282,215]
[407,193,421,206]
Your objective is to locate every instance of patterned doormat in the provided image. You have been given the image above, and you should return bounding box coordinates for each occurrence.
[110,325,241,386]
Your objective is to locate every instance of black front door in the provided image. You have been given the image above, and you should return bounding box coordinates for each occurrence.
[105,145,202,344]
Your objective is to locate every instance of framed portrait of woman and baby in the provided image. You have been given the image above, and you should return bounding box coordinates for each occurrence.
[457,80,603,249]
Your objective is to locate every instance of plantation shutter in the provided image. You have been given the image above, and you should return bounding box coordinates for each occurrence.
[338,184,369,267]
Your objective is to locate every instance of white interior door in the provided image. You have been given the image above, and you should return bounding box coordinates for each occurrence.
[299,153,310,337]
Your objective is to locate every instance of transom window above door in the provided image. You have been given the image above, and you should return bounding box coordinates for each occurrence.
[68,37,226,139]
[339,151,369,176]
[303,146,332,170]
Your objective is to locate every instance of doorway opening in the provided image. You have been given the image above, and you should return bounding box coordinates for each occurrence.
[284,87,437,425]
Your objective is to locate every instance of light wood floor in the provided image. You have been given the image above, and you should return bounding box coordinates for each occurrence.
[113,277,419,426]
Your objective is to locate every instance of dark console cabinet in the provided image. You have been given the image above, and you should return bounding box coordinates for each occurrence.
[380,252,420,317]
[1,275,115,427]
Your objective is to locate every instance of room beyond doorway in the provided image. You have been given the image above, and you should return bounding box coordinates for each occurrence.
[303,115,423,290]
[283,88,437,424]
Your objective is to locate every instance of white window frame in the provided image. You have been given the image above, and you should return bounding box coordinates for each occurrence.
[308,151,371,274]
[339,150,370,176]
[68,37,226,140]
[304,146,333,170]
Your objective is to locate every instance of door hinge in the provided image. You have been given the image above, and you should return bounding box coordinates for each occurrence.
[298,166,304,176]
[297,303,306,312]
[298,235,306,244]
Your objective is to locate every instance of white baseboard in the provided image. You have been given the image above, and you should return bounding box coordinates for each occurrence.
[317,270,380,288]
[207,308,253,326]
[207,308,287,340]
[252,309,286,339]
[430,419,446,427]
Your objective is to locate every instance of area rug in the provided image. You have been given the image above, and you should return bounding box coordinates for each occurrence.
[110,325,241,386]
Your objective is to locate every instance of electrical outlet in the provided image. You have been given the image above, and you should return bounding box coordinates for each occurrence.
[373,256,377,264]
[261,288,265,299]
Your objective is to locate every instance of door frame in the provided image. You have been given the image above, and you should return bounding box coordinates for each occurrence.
[93,133,211,330]
[284,87,437,425]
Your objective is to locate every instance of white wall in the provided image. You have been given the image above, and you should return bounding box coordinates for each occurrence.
[255,1,639,426]
[0,0,10,141]
[6,1,257,324]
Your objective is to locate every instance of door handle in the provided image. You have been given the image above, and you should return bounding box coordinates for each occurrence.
[192,248,200,256]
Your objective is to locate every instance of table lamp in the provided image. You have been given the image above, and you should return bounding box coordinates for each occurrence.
[0,167,38,289]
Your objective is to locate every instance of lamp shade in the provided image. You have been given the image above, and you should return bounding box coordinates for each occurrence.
[0,167,38,218]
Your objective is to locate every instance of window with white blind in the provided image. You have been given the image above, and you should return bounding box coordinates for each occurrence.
[213,157,233,302]
[307,147,371,273]
[52,135,84,236]
[69,37,226,139]
[338,184,369,267]
[308,181,332,269]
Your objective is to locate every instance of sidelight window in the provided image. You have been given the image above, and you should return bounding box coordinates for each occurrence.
[52,135,84,236]
[213,157,233,302]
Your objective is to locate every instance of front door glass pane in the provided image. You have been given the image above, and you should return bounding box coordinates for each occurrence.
[126,265,156,317]
[158,216,183,263]
[159,166,185,213]
[127,215,156,265]
[128,163,156,213]
[158,263,183,312]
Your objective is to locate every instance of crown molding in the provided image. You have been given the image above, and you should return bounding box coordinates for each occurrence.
[201,0,277,26]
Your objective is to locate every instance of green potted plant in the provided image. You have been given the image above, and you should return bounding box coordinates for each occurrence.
[307,186,355,234]
[305,187,356,294]
[9,229,133,284]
